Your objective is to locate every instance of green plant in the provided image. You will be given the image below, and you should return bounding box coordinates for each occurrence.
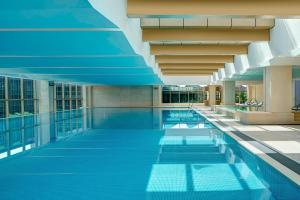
[239,91,247,104]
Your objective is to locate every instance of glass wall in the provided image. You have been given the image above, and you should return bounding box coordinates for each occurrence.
[53,83,85,141]
[162,86,204,104]
[23,79,35,114]
[0,108,90,160]
[295,80,300,106]
[235,86,248,104]
[0,77,5,118]
[8,78,21,116]
[54,83,83,112]
[0,76,37,118]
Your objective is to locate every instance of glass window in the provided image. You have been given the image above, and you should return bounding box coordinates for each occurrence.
[72,100,77,109]
[0,100,5,118]
[0,77,37,118]
[295,80,300,106]
[8,100,21,116]
[77,86,82,99]
[54,83,84,111]
[0,77,5,99]
[71,86,76,99]
[24,99,34,114]
[64,85,70,100]
[171,91,180,103]
[56,100,63,111]
[77,100,82,108]
[180,92,189,103]
[64,100,70,110]
[189,92,199,103]
[8,78,20,99]
[23,79,34,99]
[162,91,171,103]
[162,85,205,104]
[56,83,63,100]
[199,91,204,103]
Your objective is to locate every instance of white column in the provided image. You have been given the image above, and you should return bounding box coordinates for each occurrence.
[36,80,51,145]
[86,86,93,108]
[152,85,161,107]
[82,86,87,108]
[36,80,50,114]
[223,81,236,105]
[264,66,293,113]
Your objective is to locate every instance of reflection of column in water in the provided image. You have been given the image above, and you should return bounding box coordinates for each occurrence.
[82,108,87,131]
[219,144,226,154]
[211,129,222,147]
[225,148,236,164]
[212,132,219,146]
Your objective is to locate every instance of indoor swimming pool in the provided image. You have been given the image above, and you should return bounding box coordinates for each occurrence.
[0,108,299,200]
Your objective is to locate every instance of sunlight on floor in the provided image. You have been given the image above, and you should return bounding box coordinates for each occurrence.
[233,126,265,132]
[259,126,294,132]
[219,118,239,122]
[239,141,265,155]
[263,141,300,153]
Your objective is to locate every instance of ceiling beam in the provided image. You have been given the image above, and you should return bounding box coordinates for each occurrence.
[163,73,213,76]
[159,63,224,70]
[161,69,217,75]
[143,28,269,42]
[156,55,234,63]
[151,44,248,55]
[128,0,300,18]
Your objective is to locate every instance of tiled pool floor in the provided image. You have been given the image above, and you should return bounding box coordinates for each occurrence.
[195,106,300,184]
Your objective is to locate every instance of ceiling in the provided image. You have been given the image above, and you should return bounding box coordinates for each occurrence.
[0,0,162,85]
[126,0,295,78]
[1,1,299,86]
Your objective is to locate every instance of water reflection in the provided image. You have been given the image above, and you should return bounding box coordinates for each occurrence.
[0,108,299,200]
[162,109,213,129]
[1,108,200,159]
[146,128,298,199]
[0,108,90,159]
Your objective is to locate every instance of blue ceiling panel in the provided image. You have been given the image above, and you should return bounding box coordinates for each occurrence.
[0,0,162,85]
[0,0,116,28]
[0,31,135,56]
[0,67,154,75]
[0,56,148,68]
[14,74,163,85]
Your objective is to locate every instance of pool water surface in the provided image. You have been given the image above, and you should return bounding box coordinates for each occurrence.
[0,108,299,200]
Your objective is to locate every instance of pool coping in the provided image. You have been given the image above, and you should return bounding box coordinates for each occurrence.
[193,108,300,186]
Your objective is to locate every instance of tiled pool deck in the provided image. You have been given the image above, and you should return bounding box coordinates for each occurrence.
[194,106,300,186]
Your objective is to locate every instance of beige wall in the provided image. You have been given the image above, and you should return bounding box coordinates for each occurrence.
[238,66,295,124]
[247,83,263,103]
[264,66,292,113]
[92,86,154,107]
[208,85,216,106]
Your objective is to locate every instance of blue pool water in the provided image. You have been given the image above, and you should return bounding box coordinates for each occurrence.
[0,108,299,200]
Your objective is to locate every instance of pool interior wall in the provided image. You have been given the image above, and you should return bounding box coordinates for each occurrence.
[0,108,299,200]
